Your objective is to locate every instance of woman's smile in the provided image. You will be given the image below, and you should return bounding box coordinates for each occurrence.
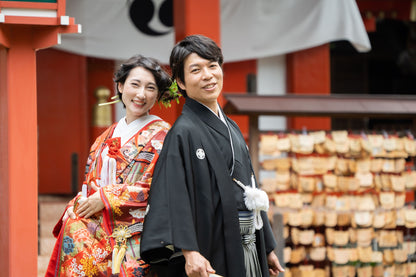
[119,66,158,124]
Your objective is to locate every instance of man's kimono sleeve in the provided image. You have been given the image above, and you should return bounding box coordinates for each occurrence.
[140,131,199,263]
[261,210,277,253]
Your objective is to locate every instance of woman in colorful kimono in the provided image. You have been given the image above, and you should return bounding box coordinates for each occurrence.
[46,55,176,277]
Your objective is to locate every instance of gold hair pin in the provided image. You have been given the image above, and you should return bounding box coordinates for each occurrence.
[98,95,121,107]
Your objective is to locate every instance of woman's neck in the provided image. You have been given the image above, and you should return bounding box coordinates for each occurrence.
[125,113,149,125]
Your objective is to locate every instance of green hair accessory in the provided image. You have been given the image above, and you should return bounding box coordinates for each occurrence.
[160,79,182,108]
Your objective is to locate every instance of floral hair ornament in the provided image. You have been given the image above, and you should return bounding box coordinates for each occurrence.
[159,79,182,108]
[98,95,121,107]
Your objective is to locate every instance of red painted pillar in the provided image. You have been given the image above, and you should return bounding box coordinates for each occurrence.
[286,44,331,130]
[0,25,40,277]
[174,0,220,44]
[0,2,79,275]
[172,0,221,115]
[0,45,9,277]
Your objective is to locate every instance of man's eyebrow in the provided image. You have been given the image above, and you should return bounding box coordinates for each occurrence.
[188,63,201,68]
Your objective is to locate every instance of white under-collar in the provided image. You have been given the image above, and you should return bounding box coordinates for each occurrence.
[113,114,160,145]
[201,102,227,125]
[217,104,227,125]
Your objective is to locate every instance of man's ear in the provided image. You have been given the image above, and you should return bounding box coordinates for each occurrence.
[176,79,186,90]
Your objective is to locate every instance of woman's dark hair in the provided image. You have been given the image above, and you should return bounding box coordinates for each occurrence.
[114,55,171,106]
[169,35,223,97]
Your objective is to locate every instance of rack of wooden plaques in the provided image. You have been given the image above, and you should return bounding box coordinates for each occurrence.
[259,130,416,277]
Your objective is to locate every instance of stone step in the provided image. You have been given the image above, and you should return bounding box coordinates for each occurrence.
[38,195,72,277]
[39,197,69,220]
[39,237,57,257]
[38,255,50,277]
[39,218,58,239]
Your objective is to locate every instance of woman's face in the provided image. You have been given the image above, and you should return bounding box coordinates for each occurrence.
[118,66,158,124]
[177,53,223,109]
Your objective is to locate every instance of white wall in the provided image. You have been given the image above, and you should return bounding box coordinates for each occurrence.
[257,55,287,131]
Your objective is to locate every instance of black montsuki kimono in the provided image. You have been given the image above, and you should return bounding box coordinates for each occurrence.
[140,98,277,277]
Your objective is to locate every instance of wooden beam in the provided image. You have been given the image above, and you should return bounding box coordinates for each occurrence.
[223,94,416,118]
[0,1,57,9]
[356,0,412,21]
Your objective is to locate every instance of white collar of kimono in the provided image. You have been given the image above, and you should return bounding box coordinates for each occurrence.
[113,114,161,145]
[201,102,227,125]
[98,114,160,188]
[218,104,227,125]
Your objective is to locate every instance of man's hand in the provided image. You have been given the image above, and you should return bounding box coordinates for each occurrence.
[75,191,105,218]
[182,250,216,277]
[267,251,285,276]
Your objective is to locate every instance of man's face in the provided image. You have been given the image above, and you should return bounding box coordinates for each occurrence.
[177,53,223,108]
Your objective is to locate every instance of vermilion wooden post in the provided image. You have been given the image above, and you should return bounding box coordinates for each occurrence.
[0,26,39,277]
[286,44,331,130]
[172,0,221,116]
[174,0,220,44]
[0,2,79,275]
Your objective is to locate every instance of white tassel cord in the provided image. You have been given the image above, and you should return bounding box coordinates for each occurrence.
[233,178,269,230]
[109,157,117,186]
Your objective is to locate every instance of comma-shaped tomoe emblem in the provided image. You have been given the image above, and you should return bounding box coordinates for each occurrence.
[196,148,205,160]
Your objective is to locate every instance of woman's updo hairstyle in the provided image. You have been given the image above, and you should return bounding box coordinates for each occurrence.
[114,55,172,106]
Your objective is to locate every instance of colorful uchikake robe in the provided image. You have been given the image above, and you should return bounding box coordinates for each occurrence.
[46,118,170,277]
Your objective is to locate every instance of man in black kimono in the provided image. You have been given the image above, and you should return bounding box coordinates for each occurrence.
[141,35,284,277]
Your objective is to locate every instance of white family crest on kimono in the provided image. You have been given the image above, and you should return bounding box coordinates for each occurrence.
[196,148,206,159]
